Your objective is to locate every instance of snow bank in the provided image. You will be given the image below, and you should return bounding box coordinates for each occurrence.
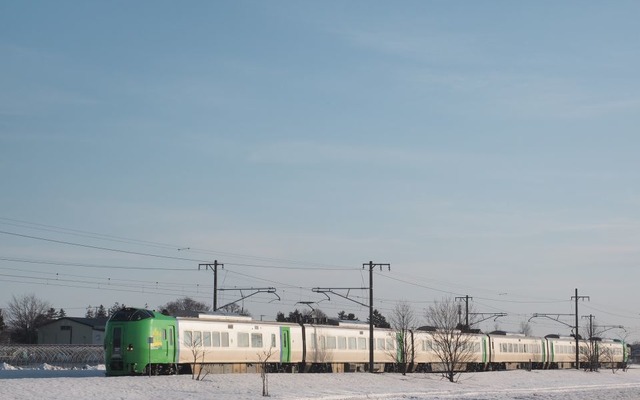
[0,362,18,370]
[1,366,640,400]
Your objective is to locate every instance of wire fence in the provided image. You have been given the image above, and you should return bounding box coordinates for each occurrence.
[0,344,104,368]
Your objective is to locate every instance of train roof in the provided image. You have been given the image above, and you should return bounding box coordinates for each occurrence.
[489,331,525,337]
[195,313,252,322]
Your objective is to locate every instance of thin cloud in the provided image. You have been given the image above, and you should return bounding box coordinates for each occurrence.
[247,140,476,167]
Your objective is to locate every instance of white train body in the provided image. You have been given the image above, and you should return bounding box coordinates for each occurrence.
[169,313,627,373]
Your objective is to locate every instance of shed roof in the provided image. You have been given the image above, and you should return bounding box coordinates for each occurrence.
[40,317,109,331]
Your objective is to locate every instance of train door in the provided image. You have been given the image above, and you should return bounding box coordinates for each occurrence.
[280,327,291,363]
[166,325,177,364]
[106,323,125,372]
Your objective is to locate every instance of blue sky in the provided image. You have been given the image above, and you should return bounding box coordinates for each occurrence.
[1,1,639,340]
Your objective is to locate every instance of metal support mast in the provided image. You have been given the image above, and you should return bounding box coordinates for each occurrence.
[455,295,473,330]
[198,261,223,311]
[364,261,390,373]
[313,261,390,374]
[572,288,589,370]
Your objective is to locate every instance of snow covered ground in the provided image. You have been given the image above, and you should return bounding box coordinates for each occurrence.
[1,363,640,400]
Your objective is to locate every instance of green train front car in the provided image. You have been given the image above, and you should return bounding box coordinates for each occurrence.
[104,308,178,376]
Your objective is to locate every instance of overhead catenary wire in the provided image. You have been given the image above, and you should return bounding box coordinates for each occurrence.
[0,217,354,270]
[1,218,636,338]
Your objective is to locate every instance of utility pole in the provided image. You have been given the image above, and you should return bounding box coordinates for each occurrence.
[572,288,589,370]
[455,295,473,330]
[313,261,390,373]
[363,261,390,373]
[199,260,223,311]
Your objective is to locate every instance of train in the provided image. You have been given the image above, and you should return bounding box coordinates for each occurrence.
[104,307,629,376]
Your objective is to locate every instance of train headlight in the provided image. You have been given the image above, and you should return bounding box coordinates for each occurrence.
[127,344,134,351]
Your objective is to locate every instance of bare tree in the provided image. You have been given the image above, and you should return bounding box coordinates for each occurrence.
[519,321,532,336]
[599,345,618,374]
[184,331,208,380]
[425,297,476,383]
[219,302,252,317]
[257,347,275,397]
[159,297,210,316]
[390,301,416,375]
[0,308,5,331]
[581,319,605,372]
[6,294,51,344]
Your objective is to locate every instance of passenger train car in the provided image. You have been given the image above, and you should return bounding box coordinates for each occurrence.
[104,307,628,376]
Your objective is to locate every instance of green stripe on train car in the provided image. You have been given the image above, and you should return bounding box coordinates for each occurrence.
[482,337,488,364]
[280,326,291,363]
[396,332,404,363]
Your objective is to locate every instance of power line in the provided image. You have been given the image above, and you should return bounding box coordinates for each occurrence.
[0,229,356,271]
[0,256,193,271]
[0,217,354,270]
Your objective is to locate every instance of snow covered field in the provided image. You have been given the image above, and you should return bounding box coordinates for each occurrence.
[2,363,640,400]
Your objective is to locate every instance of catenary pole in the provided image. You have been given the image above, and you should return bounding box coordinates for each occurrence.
[572,288,589,370]
[199,260,224,311]
[364,261,390,373]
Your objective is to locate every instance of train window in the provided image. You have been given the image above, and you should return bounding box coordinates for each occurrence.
[251,333,263,348]
[194,331,202,347]
[338,337,347,350]
[184,331,193,346]
[109,308,154,321]
[518,344,523,353]
[348,337,357,350]
[508,343,513,353]
[271,334,276,348]
[310,334,317,350]
[386,338,395,351]
[319,336,326,350]
[358,338,367,350]
[500,343,507,353]
[377,338,385,350]
[327,336,337,350]
[113,327,121,351]
[212,332,221,347]
[238,332,250,348]
[169,327,174,345]
[203,332,211,347]
[163,329,167,340]
[221,332,229,347]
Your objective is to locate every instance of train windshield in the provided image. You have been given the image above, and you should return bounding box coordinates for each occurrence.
[109,308,155,321]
